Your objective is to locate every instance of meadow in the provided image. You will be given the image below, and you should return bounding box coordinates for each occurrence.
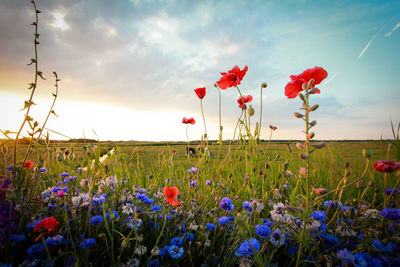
[1,1,400,266]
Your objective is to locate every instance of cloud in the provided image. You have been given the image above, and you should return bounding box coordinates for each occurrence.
[322,74,337,86]
[385,21,400,37]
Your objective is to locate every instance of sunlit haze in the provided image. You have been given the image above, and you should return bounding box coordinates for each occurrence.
[0,0,399,141]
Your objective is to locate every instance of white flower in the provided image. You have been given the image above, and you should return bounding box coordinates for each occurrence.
[122,203,134,215]
[204,239,211,247]
[151,246,160,256]
[105,176,118,188]
[135,245,147,255]
[71,196,81,206]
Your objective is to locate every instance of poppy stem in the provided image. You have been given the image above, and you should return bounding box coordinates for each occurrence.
[200,99,208,147]
[186,124,189,159]
[214,84,223,145]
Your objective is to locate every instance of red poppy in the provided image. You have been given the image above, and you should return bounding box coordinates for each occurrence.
[269,125,277,131]
[182,117,195,125]
[24,160,34,169]
[33,217,59,241]
[373,160,400,173]
[237,95,253,109]
[285,66,327,99]
[163,186,182,207]
[194,87,206,99]
[216,65,248,90]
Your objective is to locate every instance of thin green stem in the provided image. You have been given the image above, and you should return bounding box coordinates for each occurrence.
[200,99,208,147]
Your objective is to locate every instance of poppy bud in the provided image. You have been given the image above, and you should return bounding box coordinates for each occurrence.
[302,83,308,90]
[299,93,306,102]
[308,88,319,94]
[308,78,315,88]
[282,161,289,171]
[214,83,217,88]
[296,143,304,150]
[294,112,304,118]
[307,132,315,139]
[311,142,327,149]
[362,149,373,158]
[261,82,268,88]
[299,153,308,160]
[312,186,328,195]
[248,105,255,116]
[309,120,317,127]
[57,151,65,162]
[309,104,319,111]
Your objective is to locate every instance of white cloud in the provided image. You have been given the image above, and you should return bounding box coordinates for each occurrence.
[385,21,400,37]
[50,11,70,31]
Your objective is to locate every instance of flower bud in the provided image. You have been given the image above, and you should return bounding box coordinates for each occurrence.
[261,82,267,88]
[309,88,319,94]
[213,83,217,88]
[248,105,255,116]
[302,83,308,90]
[308,78,315,88]
[309,104,319,111]
[362,149,373,158]
[309,120,317,127]
[294,112,304,118]
[307,132,315,139]
[312,186,328,195]
[299,93,306,102]
[299,153,308,160]
[311,142,327,149]
[296,143,304,150]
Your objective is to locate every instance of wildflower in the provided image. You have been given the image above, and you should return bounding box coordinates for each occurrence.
[336,249,354,266]
[24,160,34,169]
[182,117,195,125]
[164,186,183,207]
[373,160,400,173]
[386,188,400,196]
[311,210,326,222]
[151,205,161,212]
[234,238,260,258]
[237,95,253,109]
[167,245,184,259]
[206,223,216,231]
[33,217,59,242]
[40,167,47,173]
[285,66,327,98]
[126,217,142,230]
[105,176,118,188]
[190,180,197,187]
[255,224,271,239]
[269,229,289,247]
[219,197,234,213]
[194,87,206,99]
[79,238,95,249]
[135,245,147,256]
[105,210,119,220]
[218,216,230,226]
[27,243,44,259]
[381,208,400,221]
[188,167,198,173]
[170,237,183,247]
[206,180,212,185]
[89,215,103,225]
[61,172,69,177]
[242,201,252,212]
[269,125,277,130]
[10,234,26,243]
[148,259,161,267]
[183,232,194,242]
[216,65,248,90]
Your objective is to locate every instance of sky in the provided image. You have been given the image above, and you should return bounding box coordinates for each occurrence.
[0,0,399,141]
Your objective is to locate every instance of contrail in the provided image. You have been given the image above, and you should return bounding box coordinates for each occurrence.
[359,23,387,59]
[322,74,337,86]
[385,21,400,37]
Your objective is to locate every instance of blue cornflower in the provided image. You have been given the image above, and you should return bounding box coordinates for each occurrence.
[386,188,400,196]
[218,216,230,226]
[288,246,299,256]
[10,234,25,243]
[353,253,367,267]
[183,232,194,242]
[336,249,354,266]
[61,172,69,177]
[206,180,212,185]
[320,234,339,248]
[234,238,260,258]
[63,186,68,193]
[148,259,161,267]
[45,235,63,248]
[27,244,44,259]
[262,218,274,228]
[220,197,234,213]
[127,217,142,230]
[206,223,216,231]
[311,210,326,222]
[105,210,119,220]
[89,215,103,225]
[372,239,393,252]
[269,229,289,247]
[255,224,271,239]
[190,180,197,187]
[381,208,400,221]
[167,245,184,259]
[170,237,183,247]
[40,167,47,173]
[188,167,197,173]
[242,201,252,212]
[144,198,155,205]
[51,186,61,193]
[360,253,382,267]
[79,238,95,249]
[159,246,168,257]
[151,205,162,212]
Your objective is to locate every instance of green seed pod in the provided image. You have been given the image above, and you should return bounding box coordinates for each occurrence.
[309,88,319,94]
[308,78,315,88]
[261,82,268,88]
[248,105,255,116]
[362,149,373,158]
[57,151,65,162]
[299,93,306,103]
[309,120,317,127]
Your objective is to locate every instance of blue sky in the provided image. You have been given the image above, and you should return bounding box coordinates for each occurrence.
[0,0,399,141]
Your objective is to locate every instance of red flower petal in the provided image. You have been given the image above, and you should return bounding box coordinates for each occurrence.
[24,160,34,169]
[285,79,304,99]
[373,160,400,173]
[194,87,206,99]
[163,186,180,199]
[297,66,328,88]
[216,65,248,89]
[166,197,182,207]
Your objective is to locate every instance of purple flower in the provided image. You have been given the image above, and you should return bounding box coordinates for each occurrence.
[381,208,400,221]
[220,197,234,213]
[218,216,229,225]
[206,223,216,231]
[234,238,260,258]
[386,188,400,196]
[255,224,271,239]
